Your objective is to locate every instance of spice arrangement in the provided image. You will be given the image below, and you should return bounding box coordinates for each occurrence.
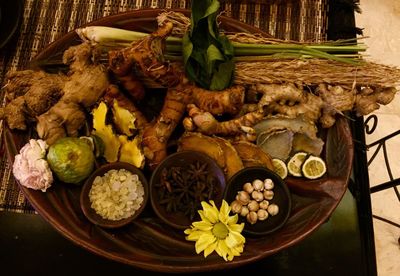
[4,0,398,264]
[230,178,280,225]
[154,160,219,220]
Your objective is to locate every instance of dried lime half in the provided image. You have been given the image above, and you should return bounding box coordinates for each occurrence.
[302,156,327,179]
[287,152,308,177]
[272,158,288,179]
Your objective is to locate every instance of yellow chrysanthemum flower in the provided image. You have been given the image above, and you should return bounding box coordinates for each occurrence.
[184,200,245,261]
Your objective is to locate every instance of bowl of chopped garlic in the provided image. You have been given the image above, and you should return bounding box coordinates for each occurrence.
[80,162,149,228]
[224,166,292,236]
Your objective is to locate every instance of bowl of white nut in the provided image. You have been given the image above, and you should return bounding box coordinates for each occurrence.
[223,166,291,236]
[80,162,149,229]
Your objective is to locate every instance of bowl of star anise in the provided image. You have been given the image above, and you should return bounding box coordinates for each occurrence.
[149,151,226,230]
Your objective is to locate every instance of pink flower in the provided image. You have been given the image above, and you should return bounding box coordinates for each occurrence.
[13,139,53,192]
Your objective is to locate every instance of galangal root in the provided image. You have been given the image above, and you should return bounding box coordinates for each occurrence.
[142,84,192,170]
[37,43,109,145]
[0,70,66,130]
[254,83,397,128]
[1,43,109,145]
[183,104,263,141]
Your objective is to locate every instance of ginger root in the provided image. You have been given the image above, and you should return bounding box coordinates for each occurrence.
[34,43,109,144]
[0,70,65,130]
[108,51,146,101]
[254,83,398,128]
[255,83,323,124]
[184,104,263,141]
[36,100,87,145]
[191,85,245,116]
[143,83,248,169]
[1,97,29,130]
[354,86,396,116]
[108,21,183,88]
[142,84,192,169]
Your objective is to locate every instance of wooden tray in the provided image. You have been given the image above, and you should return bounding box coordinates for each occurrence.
[4,9,354,273]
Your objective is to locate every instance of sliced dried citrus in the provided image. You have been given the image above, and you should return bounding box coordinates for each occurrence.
[272,158,288,179]
[302,156,327,179]
[287,152,308,177]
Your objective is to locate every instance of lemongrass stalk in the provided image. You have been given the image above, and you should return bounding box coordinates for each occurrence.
[303,44,367,52]
[76,26,181,47]
[76,26,148,45]
[232,42,366,53]
[75,26,365,65]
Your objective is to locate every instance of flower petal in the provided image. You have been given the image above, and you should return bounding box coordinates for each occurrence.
[195,233,216,254]
[192,220,213,231]
[227,244,244,261]
[215,239,229,261]
[184,227,193,235]
[201,201,219,224]
[227,222,244,233]
[231,244,244,255]
[203,240,218,258]
[198,210,211,223]
[225,231,245,248]
[218,200,231,223]
[226,213,238,225]
[186,230,207,241]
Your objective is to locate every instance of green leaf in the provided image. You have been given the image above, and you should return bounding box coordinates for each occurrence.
[191,50,206,67]
[191,0,210,26]
[191,0,219,28]
[207,13,218,39]
[184,0,235,90]
[210,60,234,91]
[206,44,224,74]
[182,33,193,66]
[219,35,235,57]
[203,0,220,19]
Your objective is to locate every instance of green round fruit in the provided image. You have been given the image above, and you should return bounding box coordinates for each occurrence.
[47,137,95,184]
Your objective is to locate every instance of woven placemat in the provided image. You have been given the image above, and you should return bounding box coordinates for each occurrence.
[0,0,328,213]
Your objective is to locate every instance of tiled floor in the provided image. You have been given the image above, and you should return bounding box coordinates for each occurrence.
[356,1,400,275]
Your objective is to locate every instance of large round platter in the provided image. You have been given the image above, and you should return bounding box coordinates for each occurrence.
[4,9,354,273]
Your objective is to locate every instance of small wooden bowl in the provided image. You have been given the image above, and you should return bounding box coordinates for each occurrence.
[224,167,291,236]
[80,162,149,229]
[150,151,226,230]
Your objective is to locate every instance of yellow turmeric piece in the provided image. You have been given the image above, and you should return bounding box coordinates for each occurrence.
[92,102,121,163]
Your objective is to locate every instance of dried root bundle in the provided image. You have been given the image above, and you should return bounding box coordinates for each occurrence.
[234,59,400,88]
